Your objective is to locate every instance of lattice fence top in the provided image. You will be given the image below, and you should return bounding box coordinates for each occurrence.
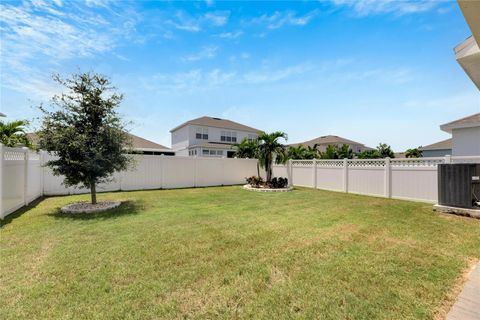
[292,160,314,167]
[391,158,444,167]
[4,150,26,161]
[316,160,344,167]
[347,159,386,167]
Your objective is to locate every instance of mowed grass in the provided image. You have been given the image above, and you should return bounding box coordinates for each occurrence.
[1,187,479,320]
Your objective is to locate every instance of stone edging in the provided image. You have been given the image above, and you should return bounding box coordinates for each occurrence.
[61,201,122,214]
[243,185,293,193]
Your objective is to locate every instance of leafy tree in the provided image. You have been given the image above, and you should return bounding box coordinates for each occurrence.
[38,72,132,204]
[234,138,261,176]
[337,144,353,159]
[405,147,423,158]
[257,131,288,182]
[357,143,395,159]
[287,144,320,160]
[376,143,395,158]
[0,120,32,148]
[320,144,340,159]
[357,149,382,159]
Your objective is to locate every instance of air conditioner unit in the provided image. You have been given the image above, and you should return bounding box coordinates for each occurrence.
[438,164,480,209]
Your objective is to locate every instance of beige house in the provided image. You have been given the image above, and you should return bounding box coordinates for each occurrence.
[170,116,261,158]
[289,135,372,153]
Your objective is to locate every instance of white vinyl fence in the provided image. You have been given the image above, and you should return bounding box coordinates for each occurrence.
[2,143,479,219]
[0,146,259,219]
[273,156,480,203]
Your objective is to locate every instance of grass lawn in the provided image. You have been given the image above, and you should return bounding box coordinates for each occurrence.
[1,187,479,319]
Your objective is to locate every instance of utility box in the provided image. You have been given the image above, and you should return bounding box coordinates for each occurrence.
[438,164,480,209]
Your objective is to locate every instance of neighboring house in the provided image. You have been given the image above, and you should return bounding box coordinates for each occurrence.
[289,135,372,153]
[440,113,480,156]
[0,112,5,117]
[27,132,174,156]
[420,138,452,157]
[170,116,261,158]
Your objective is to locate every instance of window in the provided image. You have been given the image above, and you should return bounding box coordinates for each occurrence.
[210,150,216,155]
[196,128,208,140]
[202,149,209,155]
[248,134,257,142]
[216,150,223,156]
[221,131,237,143]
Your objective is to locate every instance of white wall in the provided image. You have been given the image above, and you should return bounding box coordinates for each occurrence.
[452,127,480,156]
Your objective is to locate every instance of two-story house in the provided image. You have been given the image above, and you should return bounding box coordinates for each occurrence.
[170,116,261,158]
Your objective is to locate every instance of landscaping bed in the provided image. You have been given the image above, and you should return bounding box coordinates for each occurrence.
[1,187,479,319]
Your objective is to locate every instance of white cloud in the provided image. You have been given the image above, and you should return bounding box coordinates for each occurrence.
[252,10,319,29]
[0,1,139,98]
[204,12,229,26]
[182,46,219,62]
[141,63,313,93]
[167,10,230,32]
[217,30,243,39]
[332,0,443,17]
[403,91,480,110]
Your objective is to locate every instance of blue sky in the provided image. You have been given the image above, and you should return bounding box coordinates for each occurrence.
[1,0,479,151]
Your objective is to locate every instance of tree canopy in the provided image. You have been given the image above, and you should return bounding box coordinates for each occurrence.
[38,72,132,204]
[257,131,288,182]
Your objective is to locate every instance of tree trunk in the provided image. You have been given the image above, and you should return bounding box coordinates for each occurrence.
[90,182,97,204]
[257,162,260,178]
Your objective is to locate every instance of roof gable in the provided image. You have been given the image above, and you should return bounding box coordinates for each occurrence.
[440,113,480,133]
[170,116,260,133]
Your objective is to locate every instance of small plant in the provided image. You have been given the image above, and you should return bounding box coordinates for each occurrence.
[269,177,288,189]
[246,176,264,187]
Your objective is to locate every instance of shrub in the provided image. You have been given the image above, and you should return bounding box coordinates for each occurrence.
[246,176,264,187]
[269,177,288,189]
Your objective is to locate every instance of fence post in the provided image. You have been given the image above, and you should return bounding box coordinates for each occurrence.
[343,158,348,193]
[160,154,165,189]
[384,157,391,198]
[288,159,293,187]
[313,158,317,189]
[0,144,4,219]
[444,155,451,164]
[23,147,29,206]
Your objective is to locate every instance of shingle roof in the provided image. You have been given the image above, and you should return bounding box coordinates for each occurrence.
[289,135,372,149]
[170,116,260,133]
[440,113,480,133]
[420,138,452,151]
[27,132,170,151]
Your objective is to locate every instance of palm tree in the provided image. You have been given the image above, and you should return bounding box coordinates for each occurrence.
[287,145,307,159]
[257,131,288,182]
[0,120,31,148]
[234,138,261,176]
[405,147,423,158]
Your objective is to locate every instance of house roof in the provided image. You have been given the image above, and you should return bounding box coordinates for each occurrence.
[27,132,170,151]
[0,112,5,117]
[440,113,480,133]
[170,116,260,133]
[289,135,372,149]
[420,138,452,151]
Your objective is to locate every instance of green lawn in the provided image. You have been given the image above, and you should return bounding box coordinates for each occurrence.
[1,187,479,319]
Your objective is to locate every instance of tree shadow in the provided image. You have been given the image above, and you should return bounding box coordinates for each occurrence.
[47,200,143,221]
[0,197,46,228]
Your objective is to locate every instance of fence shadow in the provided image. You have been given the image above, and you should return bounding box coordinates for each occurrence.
[47,200,144,221]
[0,197,46,228]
